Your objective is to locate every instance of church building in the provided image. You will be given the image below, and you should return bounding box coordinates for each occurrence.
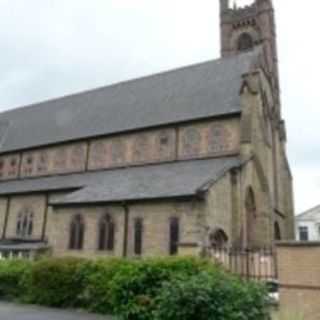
[0,0,294,259]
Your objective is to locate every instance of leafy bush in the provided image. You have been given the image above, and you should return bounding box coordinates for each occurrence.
[27,257,89,307]
[79,258,130,314]
[0,259,31,300]
[153,272,269,320]
[0,256,271,320]
[109,257,217,320]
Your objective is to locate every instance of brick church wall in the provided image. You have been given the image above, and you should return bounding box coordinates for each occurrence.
[20,142,88,178]
[0,117,240,181]
[44,200,202,258]
[0,154,20,180]
[205,172,233,241]
[88,128,176,170]
[126,202,201,257]
[46,204,125,258]
[178,118,240,160]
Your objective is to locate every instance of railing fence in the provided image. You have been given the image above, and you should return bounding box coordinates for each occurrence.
[210,246,277,282]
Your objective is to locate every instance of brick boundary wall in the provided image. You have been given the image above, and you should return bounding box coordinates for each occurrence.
[276,241,320,320]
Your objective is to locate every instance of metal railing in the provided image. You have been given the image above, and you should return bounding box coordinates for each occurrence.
[210,246,277,282]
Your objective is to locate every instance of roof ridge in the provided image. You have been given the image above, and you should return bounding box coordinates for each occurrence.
[0,49,260,154]
[0,50,259,116]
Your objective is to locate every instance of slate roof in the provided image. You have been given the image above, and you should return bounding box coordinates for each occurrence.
[0,50,260,154]
[0,171,95,195]
[0,157,241,202]
[51,157,240,205]
[296,205,320,221]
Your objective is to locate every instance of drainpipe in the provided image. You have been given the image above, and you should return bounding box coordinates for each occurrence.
[41,193,49,242]
[122,203,129,258]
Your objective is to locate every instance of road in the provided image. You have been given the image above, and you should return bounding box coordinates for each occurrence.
[0,302,113,320]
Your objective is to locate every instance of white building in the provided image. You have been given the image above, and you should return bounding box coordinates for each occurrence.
[295,205,320,241]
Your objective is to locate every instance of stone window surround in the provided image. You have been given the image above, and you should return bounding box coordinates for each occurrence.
[16,208,34,239]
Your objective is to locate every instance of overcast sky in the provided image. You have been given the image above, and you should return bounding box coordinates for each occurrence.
[0,0,319,213]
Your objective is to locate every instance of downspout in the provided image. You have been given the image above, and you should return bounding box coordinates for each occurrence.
[41,193,49,242]
[122,203,129,258]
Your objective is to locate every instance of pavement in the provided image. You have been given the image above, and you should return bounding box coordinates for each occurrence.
[0,302,113,320]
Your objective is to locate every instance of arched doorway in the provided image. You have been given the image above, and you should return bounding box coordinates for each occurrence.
[210,228,229,248]
[245,187,257,248]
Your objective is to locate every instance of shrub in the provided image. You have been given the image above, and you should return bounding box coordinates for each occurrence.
[109,257,217,320]
[27,257,89,307]
[0,259,32,300]
[0,256,271,320]
[79,258,130,314]
[153,271,270,320]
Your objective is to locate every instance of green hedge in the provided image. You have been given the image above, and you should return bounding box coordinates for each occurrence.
[0,257,270,319]
[109,257,217,320]
[153,272,269,320]
[0,259,32,300]
[26,257,88,307]
[79,258,130,314]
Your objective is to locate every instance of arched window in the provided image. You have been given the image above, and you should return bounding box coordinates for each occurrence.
[245,187,257,248]
[98,214,115,251]
[274,222,281,241]
[16,209,34,238]
[169,217,180,255]
[237,33,254,52]
[69,214,85,250]
[210,229,229,248]
[134,218,143,255]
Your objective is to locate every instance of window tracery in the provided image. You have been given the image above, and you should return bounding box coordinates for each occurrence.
[98,214,115,251]
[16,208,34,238]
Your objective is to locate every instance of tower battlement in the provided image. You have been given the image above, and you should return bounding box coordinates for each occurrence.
[221,0,273,26]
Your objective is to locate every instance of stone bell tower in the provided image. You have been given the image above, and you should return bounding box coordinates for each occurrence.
[220,0,280,112]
